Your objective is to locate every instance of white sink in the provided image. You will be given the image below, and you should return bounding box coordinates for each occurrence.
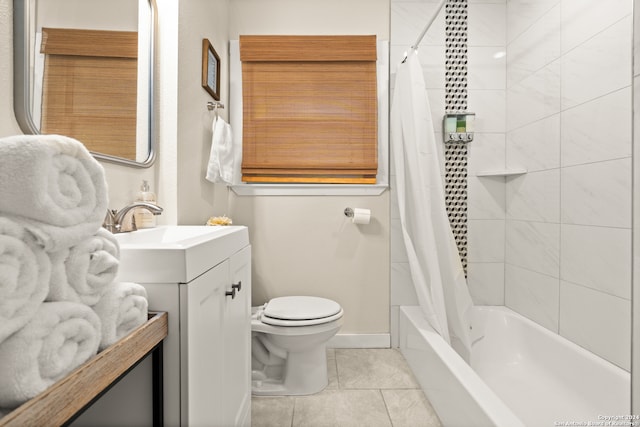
[114,225,249,283]
[115,225,229,246]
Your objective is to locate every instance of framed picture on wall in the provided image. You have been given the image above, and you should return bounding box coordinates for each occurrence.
[202,39,220,100]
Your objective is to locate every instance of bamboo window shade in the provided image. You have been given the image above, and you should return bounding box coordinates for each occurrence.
[40,28,138,160]
[240,35,378,184]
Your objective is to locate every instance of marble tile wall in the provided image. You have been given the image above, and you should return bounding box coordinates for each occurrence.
[464,1,507,300]
[391,0,633,372]
[504,0,632,370]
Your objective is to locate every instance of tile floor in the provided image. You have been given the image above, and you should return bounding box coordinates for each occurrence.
[251,348,442,427]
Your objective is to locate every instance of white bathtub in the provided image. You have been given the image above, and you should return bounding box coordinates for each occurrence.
[399,306,630,427]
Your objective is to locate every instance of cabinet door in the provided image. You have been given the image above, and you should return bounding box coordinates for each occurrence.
[224,245,252,426]
[181,260,229,427]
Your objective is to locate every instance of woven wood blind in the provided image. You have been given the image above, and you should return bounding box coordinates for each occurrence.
[41,28,138,160]
[240,35,378,184]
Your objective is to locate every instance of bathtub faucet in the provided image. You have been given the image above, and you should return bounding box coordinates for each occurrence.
[102,202,163,233]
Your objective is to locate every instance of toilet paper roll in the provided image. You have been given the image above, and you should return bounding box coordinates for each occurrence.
[351,208,371,225]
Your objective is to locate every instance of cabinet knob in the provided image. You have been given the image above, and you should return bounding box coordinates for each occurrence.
[232,281,242,292]
[225,288,236,299]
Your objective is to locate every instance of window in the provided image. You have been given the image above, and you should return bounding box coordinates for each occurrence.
[40,28,138,159]
[240,35,378,184]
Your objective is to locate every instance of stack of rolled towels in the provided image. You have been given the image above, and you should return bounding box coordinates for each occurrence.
[0,135,149,413]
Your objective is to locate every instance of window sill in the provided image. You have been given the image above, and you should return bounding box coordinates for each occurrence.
[230,183,388,196]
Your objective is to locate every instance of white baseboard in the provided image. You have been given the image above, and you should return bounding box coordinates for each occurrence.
[327,333,390,349]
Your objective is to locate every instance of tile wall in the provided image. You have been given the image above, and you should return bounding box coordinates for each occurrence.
[465,0,507,305]
[389,0,507,345]
[504,0,632,371]
[390,0,632,372]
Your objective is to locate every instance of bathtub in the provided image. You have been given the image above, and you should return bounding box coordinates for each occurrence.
[399,306,630,427]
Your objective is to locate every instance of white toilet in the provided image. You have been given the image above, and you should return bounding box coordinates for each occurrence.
[251,296,343,396]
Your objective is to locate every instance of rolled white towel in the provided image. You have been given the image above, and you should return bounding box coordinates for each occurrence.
[0,217,51,344]
[48,228,120,306]
[0,134,108,252]
[0,301,101,408]
[92,282,148,350]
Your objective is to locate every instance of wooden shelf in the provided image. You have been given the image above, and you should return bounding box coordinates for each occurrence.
[0,312,168,427]
[476,168,527,177]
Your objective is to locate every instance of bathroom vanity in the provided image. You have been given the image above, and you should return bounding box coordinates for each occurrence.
[113,226,252,426]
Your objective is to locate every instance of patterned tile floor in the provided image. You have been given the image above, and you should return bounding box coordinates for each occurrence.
[251,348,442,427]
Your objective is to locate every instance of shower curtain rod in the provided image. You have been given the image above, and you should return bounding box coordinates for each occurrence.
[410,0,447,50]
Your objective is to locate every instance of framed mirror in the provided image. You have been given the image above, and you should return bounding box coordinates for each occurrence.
[13,0,156,168]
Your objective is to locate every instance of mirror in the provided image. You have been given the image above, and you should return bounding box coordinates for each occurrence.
[13,0,156,168]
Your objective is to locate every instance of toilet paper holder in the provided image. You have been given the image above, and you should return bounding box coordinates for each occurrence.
[344,207,371,225]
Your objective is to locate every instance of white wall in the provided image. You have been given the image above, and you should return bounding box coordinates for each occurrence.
[504,0,632,371]
[229,0,389,37]
[177,0,231,225]
[117,0,233,225]
[2,0,390,338]
[464,1,507,307]
[0,0,25,137]
[228,0,391,338]
[631,0,639,413]
[35,0,137,30]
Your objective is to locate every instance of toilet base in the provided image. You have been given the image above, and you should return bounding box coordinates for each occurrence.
[251,346,328,396]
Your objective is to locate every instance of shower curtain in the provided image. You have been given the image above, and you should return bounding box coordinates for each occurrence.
[390,50,473,361]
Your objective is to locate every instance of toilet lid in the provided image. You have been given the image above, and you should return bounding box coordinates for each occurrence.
[263,296,342,321]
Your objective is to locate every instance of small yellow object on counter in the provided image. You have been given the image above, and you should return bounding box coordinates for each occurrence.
[206,215,233,226]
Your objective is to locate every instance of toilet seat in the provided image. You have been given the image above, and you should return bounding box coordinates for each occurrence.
[259,296,343,327]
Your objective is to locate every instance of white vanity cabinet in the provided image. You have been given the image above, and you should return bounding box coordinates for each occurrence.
[111,225,252,427]
[181,245,251,426]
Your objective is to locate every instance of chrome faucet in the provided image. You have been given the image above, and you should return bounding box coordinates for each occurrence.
[103,202,163,233]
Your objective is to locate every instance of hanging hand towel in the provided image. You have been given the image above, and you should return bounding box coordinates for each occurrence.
[205,116,234,185]
[48,228,120,306]
[0,217,51,345]
[92,282,148,350]
[0,301,101,408]
[0,134,108,252]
